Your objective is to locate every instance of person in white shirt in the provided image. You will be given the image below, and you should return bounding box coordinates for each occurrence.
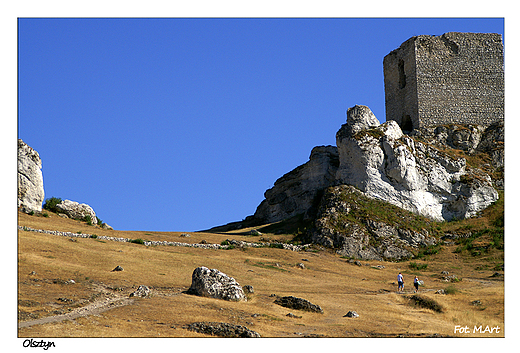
[397,272,404,292]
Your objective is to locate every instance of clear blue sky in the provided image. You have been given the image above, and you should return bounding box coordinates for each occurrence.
[18,18,504,231]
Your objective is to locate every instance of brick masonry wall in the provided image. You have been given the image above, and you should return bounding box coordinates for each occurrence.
[384,32,504,130]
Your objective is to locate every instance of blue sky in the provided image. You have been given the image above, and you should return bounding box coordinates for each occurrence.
[18,18,505,231]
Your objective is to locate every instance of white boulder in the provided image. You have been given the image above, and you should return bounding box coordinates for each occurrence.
[55,199,97,222]
[188,266,246,302]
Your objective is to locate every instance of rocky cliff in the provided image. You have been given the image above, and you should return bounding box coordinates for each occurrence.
[253,105,499,225]
[246,105,503,259]
[254,146,339,224]
[18,139,45,213]
[334,105,498,222]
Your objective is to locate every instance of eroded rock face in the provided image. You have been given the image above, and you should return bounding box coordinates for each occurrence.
[253,145,339,223]
[335,105,498,221]
[311,185,436,260]
[251,105,498,226]
[187,266,246,302]
[18,139,44,213]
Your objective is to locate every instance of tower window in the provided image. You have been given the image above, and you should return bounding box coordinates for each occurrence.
[398,59,406,89]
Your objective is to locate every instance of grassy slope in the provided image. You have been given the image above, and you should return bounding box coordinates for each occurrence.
[17,209,504,338]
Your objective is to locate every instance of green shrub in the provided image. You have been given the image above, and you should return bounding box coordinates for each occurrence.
[43,197,62,212]
[408,295,444,313]
[409,262,428,270]
[83,215,93,226]
[129,238,145,245]
[444,285,458,295]
[269,243,285,249]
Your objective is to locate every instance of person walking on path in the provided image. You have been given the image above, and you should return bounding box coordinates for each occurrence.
[397,272,404,292]
[414,276,420,293]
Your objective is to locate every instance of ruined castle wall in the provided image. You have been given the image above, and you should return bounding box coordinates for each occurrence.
[384,32,504,130]
[383,37,419,132]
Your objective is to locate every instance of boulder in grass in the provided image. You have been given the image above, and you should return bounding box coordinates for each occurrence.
[187,266,246,302]
[185,322,260,337]
[344,310,359,318]
[273,296,323,313]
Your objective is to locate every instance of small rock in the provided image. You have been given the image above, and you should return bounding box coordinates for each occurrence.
[435,289,446,295]
[243,285,254,294]
[443,274,459,282]
[180,233,191,237]
[111,266,124,272]
[344,310,359,318]
[472,300,482,306]
[297,263,305,269]
[441,271,450,275]
[57,297,73,303]
[286,313,302,318]
[130,285,151,298]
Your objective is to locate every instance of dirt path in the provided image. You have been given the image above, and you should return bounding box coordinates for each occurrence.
[18,282,136,329]
[18,283,187,329]
[18,295,134,329]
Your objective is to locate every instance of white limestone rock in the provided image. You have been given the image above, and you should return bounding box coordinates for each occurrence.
[188,266,246,302]
[55,199,97,222]
[18,139,44,213]
[335,105,498,221]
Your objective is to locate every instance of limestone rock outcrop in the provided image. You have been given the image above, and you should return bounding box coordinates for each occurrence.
[18,139,44,213]
[335,105,498,221]
[244,105,500,259]
[252,105,498,226]
[253,145,339,224]
[187,266,246,302]
[55,200,97,222]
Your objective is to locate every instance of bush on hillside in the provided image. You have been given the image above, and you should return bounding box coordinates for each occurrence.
[43,197,62,213]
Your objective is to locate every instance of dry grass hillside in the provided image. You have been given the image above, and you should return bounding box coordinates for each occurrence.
[18,210,504,338]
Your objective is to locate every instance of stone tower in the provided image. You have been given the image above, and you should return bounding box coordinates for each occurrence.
[383,32,504,132]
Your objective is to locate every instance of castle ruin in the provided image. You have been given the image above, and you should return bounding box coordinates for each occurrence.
[383,32,504,132]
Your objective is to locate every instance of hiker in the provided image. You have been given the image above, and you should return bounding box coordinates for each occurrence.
[397,272,404,292]
[414,276,419,293]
